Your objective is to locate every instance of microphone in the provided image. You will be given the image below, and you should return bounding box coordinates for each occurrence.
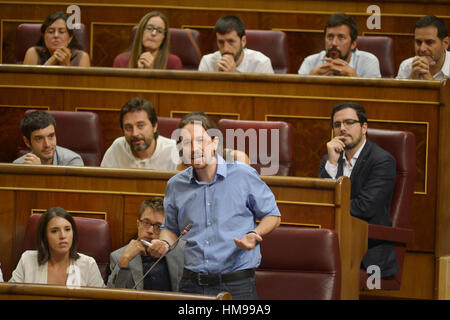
[132,224,192,290]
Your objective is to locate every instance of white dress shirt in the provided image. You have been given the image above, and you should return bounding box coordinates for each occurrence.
[298,49,381,78]
[325,140,366,178]
[396,51,450,80]
[198,48,274,73]
[100,135,179,170]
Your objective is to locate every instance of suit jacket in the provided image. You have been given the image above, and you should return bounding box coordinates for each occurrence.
[106,240,184,291]
[318,139,399,277]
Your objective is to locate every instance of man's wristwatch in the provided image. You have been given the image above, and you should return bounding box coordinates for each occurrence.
[246,230,260,237]
[161,239,171,251]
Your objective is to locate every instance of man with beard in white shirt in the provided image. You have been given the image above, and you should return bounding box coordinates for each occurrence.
[198,15,274,74]
[396,15,449,80]
[298,13,381,78]
[101,97,178,170]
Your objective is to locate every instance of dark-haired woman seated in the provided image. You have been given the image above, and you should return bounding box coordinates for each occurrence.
[23,12,90,67]
[9,207,104,287]
[113,11,182,70]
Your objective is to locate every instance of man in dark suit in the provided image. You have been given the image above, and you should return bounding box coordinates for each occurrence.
[107,197,184,291]
[318,102,399,278]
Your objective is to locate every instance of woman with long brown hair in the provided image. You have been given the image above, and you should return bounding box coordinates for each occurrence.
[114,11,182,69]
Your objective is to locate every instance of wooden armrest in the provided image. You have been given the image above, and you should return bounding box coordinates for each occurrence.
[368,224,414,244]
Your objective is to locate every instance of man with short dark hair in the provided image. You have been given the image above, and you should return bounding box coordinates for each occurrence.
[107,197,184,291]
[318,102,399,278]
[397,15,449,80]
[14,110,83,166]
[100,97,178,169]
[198,15,274,73]
[148,112,281,300]
[298,13,381,78]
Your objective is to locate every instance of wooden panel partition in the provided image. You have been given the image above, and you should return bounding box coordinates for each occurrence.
[0,64,448,299]
[0,164,367,300]
[0,282,230,300]
[2,0,450,73]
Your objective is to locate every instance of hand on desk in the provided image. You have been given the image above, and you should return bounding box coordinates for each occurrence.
[310,58,357,77]
[23,153,42,165]
[45,47,72,66]
[410,56,434,80]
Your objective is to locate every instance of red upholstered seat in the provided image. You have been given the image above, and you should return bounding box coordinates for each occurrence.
[15,23,89,64]
[360,129,416,290]
[22,214,112,284]
[256,227,341,300]
[245,30,289,73]
[217,119,295,176]
[17,110,103,166]
[356,36,395,78]
[157,116,181,139]
[113,26,200,70]
[169,28,202,70]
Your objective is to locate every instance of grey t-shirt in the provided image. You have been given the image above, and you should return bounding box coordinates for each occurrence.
[13,145,84,166]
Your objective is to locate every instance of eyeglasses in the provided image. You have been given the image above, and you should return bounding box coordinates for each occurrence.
[144,25,165,35]
[139,219,161,231]
[332,119,361,129]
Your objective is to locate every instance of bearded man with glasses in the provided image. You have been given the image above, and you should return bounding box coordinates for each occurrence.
[107,197,184,291]
[318,102,399,279]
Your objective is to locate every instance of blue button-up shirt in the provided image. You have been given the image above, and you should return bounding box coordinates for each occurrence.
[162,155,281,274]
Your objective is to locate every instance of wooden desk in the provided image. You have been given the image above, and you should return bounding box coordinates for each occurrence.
[0,164,367,300]
[0,65,448,299]
[0,282,230,300]
[2,0,450,73]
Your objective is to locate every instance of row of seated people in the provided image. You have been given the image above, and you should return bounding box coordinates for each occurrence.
[14,103,292,176]
[16,11,450,80]
[2,203,341,300]
[10,99,416,292]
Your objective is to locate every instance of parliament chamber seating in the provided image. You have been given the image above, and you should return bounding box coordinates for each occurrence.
[17,110,104,166]
[113,26,201,70]
[217,119,295,176]
[169,28,202,70]
[157,116,181,139]
[22,213,112,284]
[245,30,289,74]
[360,129,416,290]
[15,23,89,64]
[256,227,341,300]
[356,36,396,78]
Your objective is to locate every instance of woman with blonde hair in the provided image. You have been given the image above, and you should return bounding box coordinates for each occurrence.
[114,11,182,70]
